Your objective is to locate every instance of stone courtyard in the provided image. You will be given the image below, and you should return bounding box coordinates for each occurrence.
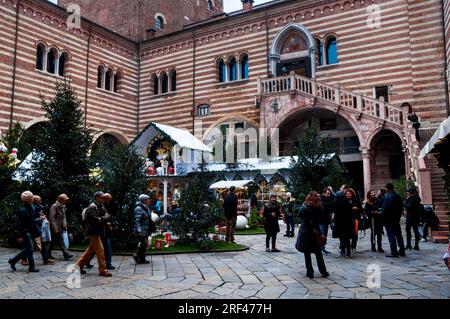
[0,224,448,299]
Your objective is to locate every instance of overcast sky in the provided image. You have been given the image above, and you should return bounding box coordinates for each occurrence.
[224,0,273,12]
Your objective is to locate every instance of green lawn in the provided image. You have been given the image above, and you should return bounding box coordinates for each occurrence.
[212,226,266,235]
[69,235,248,255]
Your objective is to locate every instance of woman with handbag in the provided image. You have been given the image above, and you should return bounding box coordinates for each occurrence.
[364,190,384,252]
[297,191,329,279]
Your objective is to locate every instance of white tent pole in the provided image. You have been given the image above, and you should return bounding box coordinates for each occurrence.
[163,177,168,215]
[173,144,177,176]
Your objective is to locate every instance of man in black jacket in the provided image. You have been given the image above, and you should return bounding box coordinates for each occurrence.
[75,192,112,277]
[382,183,406,257]
[223,186,238,243]
[404,188,422,250]
[8,191,40,272]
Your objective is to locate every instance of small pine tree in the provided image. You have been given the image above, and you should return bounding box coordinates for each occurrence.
[91,143,148,249]
[31,80,94,227]
[289,127,351,201]
[247,207,262,229]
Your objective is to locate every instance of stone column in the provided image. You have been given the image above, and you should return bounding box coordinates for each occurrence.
[360,147,372,199]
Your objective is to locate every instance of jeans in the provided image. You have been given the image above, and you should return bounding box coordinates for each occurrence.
[40,241,51,263]
[10,232,35,268]
[286,215,295,234]
[48,230,69,257]
[76,235,107,274]
[319,224,329,250]
[225,217,237,243]
[385,224,405,256]
[303,251,327,276]
[406,222,420,247]
[135,236,147,263]
[266,234,277,249]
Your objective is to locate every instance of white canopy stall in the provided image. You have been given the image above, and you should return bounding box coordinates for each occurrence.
[132,122,212,215]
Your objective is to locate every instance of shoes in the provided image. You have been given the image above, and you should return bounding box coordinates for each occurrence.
[28,268,39,273]
[8,259,16,271]
[85,263,94,269]
[420,238,427,242]
[413,246,420,251]
[107,265,116,270]
[64,254,73,260]
[283,233,289,237]
[271,248,281,252]
[99,272,112,277]
[385,254,399,258]
[322,249,331,255]
[43,260,55,265]
[405,245,412,250]
[371,245,376,252]
[47,258,55,262]
[20,259,29,266]
[399,251,406,257]
[321,272,330,278]
[265,247,270,252]
[306,272,314,279]
[378,248,385,253]
[79,268,87,274]
[48,255,55,260]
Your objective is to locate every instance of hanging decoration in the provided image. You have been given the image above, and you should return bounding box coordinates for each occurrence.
[145,133,174,176]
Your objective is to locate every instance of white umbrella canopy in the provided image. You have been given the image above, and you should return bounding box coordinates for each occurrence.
[209,180,257,189]
[421,116,450,158]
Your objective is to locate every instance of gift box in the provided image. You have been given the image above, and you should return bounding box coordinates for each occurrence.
[169,239,176,247]
[154,239,163,250]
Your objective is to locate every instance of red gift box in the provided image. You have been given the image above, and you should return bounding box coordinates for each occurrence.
[154,239,163,250]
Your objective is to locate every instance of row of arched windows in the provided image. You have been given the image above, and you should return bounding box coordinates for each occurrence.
[36,43,69,77]
[151,69,177,95]
[315,36,338,66]
[97,65,122,93]
[217,53,249,83]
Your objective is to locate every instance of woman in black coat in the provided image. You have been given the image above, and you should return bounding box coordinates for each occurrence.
[332,189,355,257]
[297,191,329,278]
[364,190,384,252]
[263,194,281,252]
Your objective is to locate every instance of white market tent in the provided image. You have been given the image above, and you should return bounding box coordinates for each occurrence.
[209,180,257,189]
[420,115,450,158]
[132,122,212,155]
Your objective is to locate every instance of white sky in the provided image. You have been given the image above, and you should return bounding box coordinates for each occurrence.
[224,0,273,12]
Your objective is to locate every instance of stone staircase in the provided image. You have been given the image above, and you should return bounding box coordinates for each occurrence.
[424,158,449,243]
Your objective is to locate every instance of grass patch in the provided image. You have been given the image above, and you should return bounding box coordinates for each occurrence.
[212,226,266,235]
[68,235,248,255]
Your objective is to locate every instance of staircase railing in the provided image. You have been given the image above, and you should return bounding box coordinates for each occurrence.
[258,74,405,127]
[403,123,433,204]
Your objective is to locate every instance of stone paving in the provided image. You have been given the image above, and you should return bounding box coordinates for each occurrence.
[0,224,448,299]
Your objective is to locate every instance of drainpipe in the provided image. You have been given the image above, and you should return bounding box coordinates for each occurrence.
[192,28,196,133]
[9,0,21,129]
[441,0,450,116]
[137,41,142,134]
[84,26,92,127]
[265,7,270,77]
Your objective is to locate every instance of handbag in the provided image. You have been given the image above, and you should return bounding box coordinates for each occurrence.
[358,216,370,231]
[62,230,69,250]
[314,230,327,248]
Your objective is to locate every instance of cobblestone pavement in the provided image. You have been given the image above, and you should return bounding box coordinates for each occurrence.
[0,224,448,299]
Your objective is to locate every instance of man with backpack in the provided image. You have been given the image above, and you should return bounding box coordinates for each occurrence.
[76,192,112,277]
[382,183,406,258]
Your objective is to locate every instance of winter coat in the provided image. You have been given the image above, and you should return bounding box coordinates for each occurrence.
[263,201,281,236]
[84,202,108,236]
[282,200,294,217]
[134,202,156,237]
[297,205,322,253]
[320,194,335,225]
[403,194,422,225]
[382,191,403,225]
[223,193,238,218]
[332,196,354,238]
[364,199,383,234]
[49,201,67,233]
[18,204,41,238]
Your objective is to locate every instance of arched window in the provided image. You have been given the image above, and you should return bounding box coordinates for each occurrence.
[58,52,69,77]
[151,73,159,95]
[36,43,46,71]
[218,59,226,83]
[207,0,214,10]
[229,58,237,81]
[240,54,249,80]
[105,68,113,91]
[46,48,57,74]
[169,69,177,92]
[315,39,324,66]
[97,65,104,88]
[156,16,164,30]
[281,33,308,54]
[161,71,168,94]
[326,36,338,65]
[114,71,122,93]
[197,104,210,117]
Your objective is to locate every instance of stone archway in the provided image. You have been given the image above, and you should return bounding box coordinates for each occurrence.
[92,131,128,154]
[269,23,316,78]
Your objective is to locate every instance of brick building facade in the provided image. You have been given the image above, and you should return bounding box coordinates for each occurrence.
[0,0,449,241]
